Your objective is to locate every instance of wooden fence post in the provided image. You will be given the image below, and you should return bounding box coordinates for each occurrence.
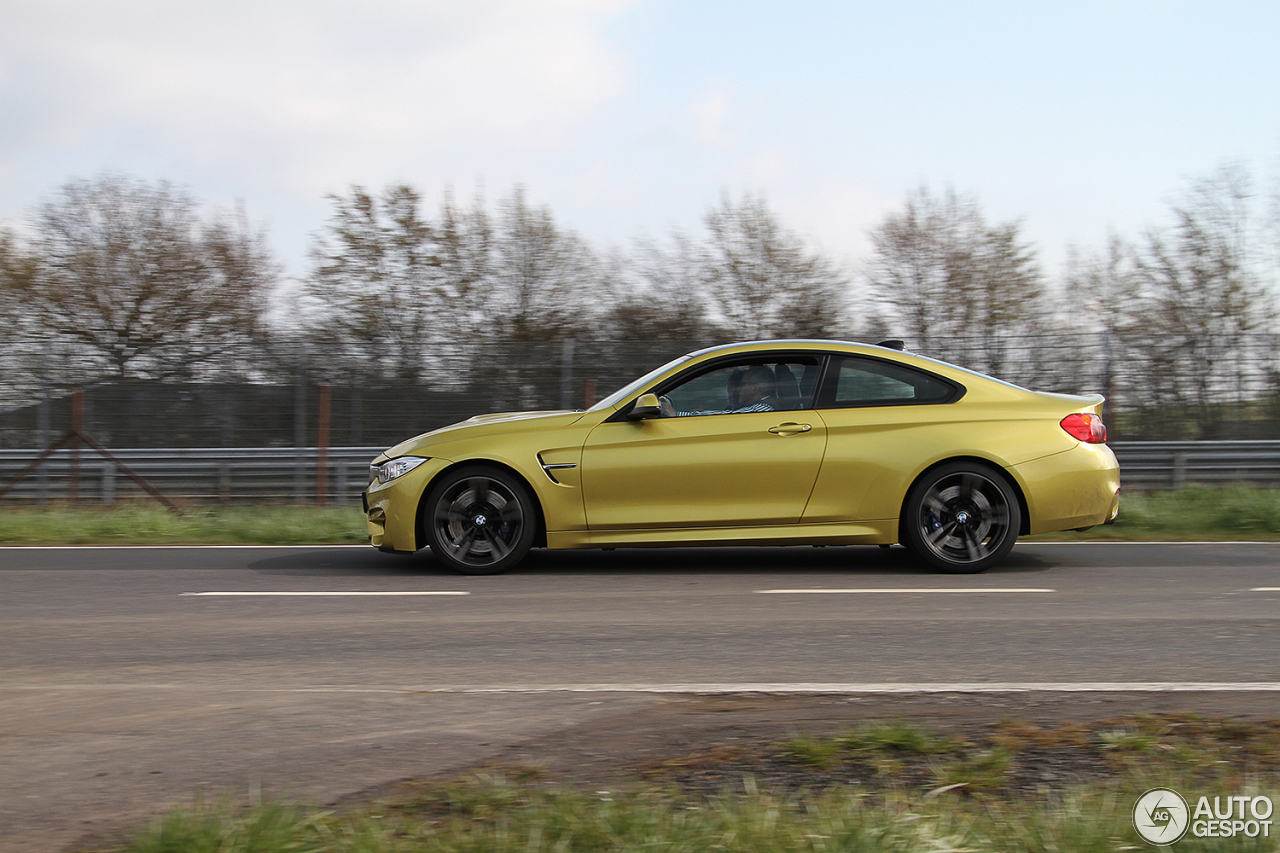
[316,384,331,506]
[69,390,83,504]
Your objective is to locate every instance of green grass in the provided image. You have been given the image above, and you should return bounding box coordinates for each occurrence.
[836,721,967,756]
[931,747,1015,792]
[117,772,1280,853]
[120,787,957,853]
[2,486,1278,546]
[103,714,1280,852]
[1030,485,1280,540]
[124,800,328,853]
[779,731,845,768]
[0,503,368,545]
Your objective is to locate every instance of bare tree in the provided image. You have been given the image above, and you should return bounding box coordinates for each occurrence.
[864,187,958,346]
[963,220,1043,376]
[865,187,1043,375]
[604,232,719,341]
[1137,166,1273,432]
[435,188,494,312]
[0,228,42,403]
[303,183,604,406]
[488,186,600,342]
[306,184,444,382]
[0,228,35,337]
[1061,234,1142,400]
[459,187,600,410]
[7,175,276,381]
[0,227,37,293]
[700,192,849,339]
[1068,165,1277,437]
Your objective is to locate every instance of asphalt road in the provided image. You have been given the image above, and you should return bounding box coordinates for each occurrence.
[2,541,1279,850]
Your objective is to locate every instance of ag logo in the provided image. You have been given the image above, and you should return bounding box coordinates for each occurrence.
[1134,787,1190,845]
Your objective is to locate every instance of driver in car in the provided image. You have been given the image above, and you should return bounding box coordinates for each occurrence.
[660,365,777,417]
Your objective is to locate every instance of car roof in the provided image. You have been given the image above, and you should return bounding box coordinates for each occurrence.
[680,339,1033,394]
[685,339,914,359]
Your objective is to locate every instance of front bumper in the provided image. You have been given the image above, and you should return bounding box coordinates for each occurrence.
[363,457,451,552]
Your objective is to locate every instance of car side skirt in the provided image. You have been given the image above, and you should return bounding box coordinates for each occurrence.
[546,519,897,550]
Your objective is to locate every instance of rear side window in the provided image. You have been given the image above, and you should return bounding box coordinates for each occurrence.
[827,356,961,407]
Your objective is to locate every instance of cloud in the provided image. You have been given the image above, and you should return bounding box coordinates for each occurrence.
[0,0,636,199]
[689,85,734,150]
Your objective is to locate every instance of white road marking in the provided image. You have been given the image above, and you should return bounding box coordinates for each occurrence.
[1251,587,1280,592]
[180,591,469,597]
[10,682,1280,694]
[1,541,1275,551]
[1017,541,1277,546]
[755,588,1055,594]
[420,682,1280,694]
[0,545,371,549]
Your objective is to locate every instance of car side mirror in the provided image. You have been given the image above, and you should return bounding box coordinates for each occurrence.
[628,393,662,420]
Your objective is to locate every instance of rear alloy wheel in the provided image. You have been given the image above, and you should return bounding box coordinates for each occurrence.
[903,462,1021,574]
[424,466,537,575]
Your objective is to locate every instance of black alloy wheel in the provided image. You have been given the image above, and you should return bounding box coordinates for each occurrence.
[424,466,537,575]
[902,462,1021,574]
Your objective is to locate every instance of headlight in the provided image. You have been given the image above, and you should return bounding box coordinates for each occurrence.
[370,456,430,485]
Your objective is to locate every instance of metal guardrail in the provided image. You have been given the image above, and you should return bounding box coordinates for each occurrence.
[1109,441,1280,491]
[1,442,1279,505]
[0,447,384,505]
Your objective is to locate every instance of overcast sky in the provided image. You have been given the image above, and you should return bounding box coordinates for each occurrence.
[3,0,1277,282]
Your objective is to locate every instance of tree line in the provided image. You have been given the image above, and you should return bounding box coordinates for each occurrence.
[1,167,1276,436]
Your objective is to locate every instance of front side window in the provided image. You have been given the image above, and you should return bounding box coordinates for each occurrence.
[657,357,821,417]
[827,356,960,407]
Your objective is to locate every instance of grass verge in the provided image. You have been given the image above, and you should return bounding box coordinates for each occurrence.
[1027,485,1280,541]
[113,714,1280,852]
[4,486,1279,545]
[0,503,368,545]
[1029,484,1280,537]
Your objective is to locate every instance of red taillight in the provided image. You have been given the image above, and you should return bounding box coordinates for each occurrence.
[1060,413,1107,444]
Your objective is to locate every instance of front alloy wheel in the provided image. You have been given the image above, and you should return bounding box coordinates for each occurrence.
[424,466,536,575]
[903,463,1021,574]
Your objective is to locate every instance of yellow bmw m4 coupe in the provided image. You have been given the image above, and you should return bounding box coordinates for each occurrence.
[364,340,1120,575]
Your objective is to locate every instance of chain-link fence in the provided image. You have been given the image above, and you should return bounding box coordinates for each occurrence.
[0,338,704,449]
[1,334,1277,453]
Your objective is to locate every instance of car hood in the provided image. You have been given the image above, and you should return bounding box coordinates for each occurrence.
[458,409,583,427]
[375,409,586,461]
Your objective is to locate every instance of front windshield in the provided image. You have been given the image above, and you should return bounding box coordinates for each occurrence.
[587,354,693,412]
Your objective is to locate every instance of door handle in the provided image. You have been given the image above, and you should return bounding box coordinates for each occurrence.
[768,423,812,435]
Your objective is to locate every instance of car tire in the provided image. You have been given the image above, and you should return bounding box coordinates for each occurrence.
[902,462,1021,574]
[423,465,537,575]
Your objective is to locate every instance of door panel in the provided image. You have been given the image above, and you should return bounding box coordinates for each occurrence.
[799,355,969,523]
[802,405,967,523]
[581,411,827,530]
